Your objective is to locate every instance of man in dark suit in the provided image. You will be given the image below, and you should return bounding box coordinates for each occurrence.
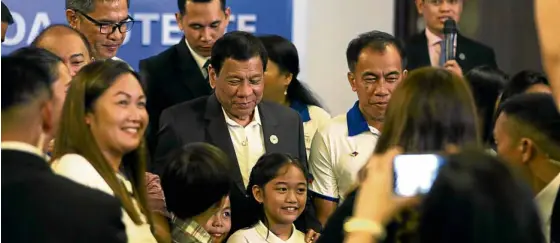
[1,55,126,243]
[140,0,230,153]
[154,31,321,241]
[406,0,497,75]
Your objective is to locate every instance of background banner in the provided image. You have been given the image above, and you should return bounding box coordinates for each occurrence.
[1,0,293,70]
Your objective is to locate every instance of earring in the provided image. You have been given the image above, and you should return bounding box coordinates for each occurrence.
[284,90,287,95]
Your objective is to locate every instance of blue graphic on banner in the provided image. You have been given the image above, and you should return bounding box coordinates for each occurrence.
[1,0,293,70]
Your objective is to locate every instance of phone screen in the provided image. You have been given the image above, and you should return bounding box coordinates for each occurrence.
[393,154,444,197]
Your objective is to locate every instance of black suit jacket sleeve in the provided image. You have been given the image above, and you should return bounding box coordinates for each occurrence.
[87,192,128,243]
[153,108,182,173]
[293,115,323,233]
[140,59,164,155]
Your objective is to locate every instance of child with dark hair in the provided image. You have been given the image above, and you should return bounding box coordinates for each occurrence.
[161,143,232,243]
[228,153,308,243]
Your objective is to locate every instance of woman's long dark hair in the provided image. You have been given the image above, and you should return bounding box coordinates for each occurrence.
[259,35,323,108]
[53,60,152,227]
[464,66,508,145]
[420,149,545,243]
[245,153,308,236]
[374,67,480,242]
[375,67,480,154]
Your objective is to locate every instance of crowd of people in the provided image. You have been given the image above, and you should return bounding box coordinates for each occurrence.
[2,0,559,243]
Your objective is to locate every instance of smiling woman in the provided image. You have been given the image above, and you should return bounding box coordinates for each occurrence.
[50,59,159,243]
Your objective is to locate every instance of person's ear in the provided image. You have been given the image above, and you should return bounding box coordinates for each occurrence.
[209,64,217,89]
[415,0,424,15]
[66,9,80,29]
[40,100,54,136]
[347,72,357,92]
[519,138,536,164]
[252,185,264,204]
[175,12,184,31]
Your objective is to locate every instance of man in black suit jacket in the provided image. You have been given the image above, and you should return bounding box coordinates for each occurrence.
[139,0,230,153]
[406,0,497,74]
[154,31,321,241]
[1,56,126,243]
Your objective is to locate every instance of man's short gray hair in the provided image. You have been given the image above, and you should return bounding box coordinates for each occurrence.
[66,0,129,13]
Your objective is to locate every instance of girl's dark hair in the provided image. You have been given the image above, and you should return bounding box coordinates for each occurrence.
[420,149,545,243]
[464,66,508,145]
[53,59,151,226]
[245,153,307,231]
[258,35,323,108]
[498,70,549,105]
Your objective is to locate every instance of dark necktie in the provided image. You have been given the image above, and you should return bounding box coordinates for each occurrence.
[551,187,559,242]
[203,59,211,80]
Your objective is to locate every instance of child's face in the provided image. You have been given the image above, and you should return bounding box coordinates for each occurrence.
[204,196,231,243]
[253,164,307,225]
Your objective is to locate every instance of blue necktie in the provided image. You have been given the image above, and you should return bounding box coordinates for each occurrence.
[439,40,446,67]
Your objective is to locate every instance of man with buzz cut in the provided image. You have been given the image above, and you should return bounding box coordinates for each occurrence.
[309,30,407,227]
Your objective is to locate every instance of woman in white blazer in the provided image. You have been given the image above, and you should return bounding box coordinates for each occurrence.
[259,35,331,159]
[50,60,159,243]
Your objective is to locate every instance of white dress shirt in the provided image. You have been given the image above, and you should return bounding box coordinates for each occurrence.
[223,106,266,187]
[536,172,560,243]
[227,221,305,243]
[185,39,210,78]
[51,154,157,243]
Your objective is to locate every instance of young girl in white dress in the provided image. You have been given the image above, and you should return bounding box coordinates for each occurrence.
[227,153,308,243]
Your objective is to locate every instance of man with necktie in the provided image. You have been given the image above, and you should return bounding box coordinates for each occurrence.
[406,0,497,75]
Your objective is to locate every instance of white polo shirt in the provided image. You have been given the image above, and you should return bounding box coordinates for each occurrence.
[223,106,266,187]
[290,101,331,159]
[308,101,380,202]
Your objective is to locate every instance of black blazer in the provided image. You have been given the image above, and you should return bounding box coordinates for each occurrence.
[406,31,498,73]
[153,94,321,233]
[139,38,212,154]
[1,149,127,243]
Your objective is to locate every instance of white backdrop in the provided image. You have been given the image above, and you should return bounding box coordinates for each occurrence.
[292,0,395,116]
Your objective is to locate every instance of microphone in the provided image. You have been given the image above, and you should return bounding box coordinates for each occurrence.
[442,19,457,65]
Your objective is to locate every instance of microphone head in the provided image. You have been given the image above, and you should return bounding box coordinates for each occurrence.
[443,19,457,34]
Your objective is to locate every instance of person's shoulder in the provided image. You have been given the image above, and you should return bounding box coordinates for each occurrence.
[307,105,331,121]
[459,34,495,53]
[164,95,209,116]
[260,100,300,119]
[140,44,178,65]
[227,228,252,243]
[406,32,427,46]
[51,153,114,195]
[315,113,349,137]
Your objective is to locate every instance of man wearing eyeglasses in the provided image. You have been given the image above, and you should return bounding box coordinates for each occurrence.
[65,0,134,61]
[406,0,497,75]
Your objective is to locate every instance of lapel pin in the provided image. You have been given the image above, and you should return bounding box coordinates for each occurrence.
[350,151,359,157]
[458,53,466,61]
[270,135,278,144]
